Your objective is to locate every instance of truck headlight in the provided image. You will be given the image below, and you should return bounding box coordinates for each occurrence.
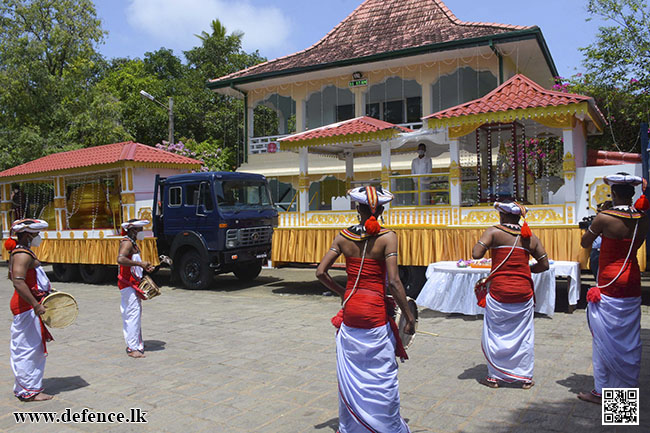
[227,240,238,248]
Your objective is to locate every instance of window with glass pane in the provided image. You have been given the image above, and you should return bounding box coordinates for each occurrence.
[383,100,404,124]
[336,104,354,122]
[406,97,422,123]
[366,103,380,119]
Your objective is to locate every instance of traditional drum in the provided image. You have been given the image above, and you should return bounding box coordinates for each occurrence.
[394,297,419,350]
[138,275,161,300]
[41,292,78,328]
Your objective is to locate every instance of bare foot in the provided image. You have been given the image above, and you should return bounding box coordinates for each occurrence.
[20,392,53,402]
[127,350,146,358]
[578,392,601,404]
[522,380,535,390]
[479,377,499,388]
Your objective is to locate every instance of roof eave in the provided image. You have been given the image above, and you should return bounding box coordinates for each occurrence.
[207,27,555,91]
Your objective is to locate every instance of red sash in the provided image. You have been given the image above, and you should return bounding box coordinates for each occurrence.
[9,249,53,354]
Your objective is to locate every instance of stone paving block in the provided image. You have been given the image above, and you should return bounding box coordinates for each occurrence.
[0,267,648,432]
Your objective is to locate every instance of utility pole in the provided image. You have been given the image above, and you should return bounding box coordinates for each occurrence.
[168,97,174,146]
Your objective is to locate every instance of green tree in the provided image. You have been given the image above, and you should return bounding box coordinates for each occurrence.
[0,0,119,167]
[573,0,650,152]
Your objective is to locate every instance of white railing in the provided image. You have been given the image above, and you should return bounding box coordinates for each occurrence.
[249,134,289,154]
[398,122,423,130]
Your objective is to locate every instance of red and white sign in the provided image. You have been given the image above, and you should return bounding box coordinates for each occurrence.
[267,142,278,153]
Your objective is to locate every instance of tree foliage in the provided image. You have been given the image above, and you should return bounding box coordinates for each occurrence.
[0,5,265,171]
[568,0,650,152]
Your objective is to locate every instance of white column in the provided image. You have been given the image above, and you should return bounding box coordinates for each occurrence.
[449,138,461,204]
[298,147,309,214]
[0,183,11,236]
[121,167,136,223]
[381,141,391,192]
[354,89,365,118]
[562,127,577,224]
[295,96,306,133]
[420,79,434,118]
[247,104,254,141]
[53,176,66,231]
[345,151,354,190]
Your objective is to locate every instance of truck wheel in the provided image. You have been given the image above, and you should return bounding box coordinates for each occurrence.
[178,250,212,290]
[233,262,262,282]
[52,263,79,282]
[79,264,108,284]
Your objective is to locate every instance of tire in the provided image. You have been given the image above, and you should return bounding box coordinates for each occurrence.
[178,250,212,290]
[79,264,108,284]
[233,262,262,282]
[52,263,79,282]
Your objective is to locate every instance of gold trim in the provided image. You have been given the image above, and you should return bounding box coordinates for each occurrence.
[121,193,135,204]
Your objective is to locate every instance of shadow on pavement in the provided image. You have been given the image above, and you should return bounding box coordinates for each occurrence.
[268,275,347,296]
[314,417,338,431]
[457,364,486,382]
[144,340,166,352]
[556,373,594,395]
[42,376,89,395]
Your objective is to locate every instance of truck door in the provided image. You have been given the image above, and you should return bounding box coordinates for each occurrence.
[163,183,189,235]
[191,181,219,249]
[181,182,218,247]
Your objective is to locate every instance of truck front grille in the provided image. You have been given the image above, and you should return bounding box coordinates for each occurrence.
[226,226,272,247]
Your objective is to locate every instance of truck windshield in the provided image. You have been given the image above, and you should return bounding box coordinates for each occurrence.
[215,180,273,211]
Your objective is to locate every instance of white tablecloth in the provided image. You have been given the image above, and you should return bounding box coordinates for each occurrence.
[415,261,579,317]
[549,261,581,305]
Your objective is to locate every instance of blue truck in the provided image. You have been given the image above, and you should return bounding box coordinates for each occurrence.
[152,171,278,289]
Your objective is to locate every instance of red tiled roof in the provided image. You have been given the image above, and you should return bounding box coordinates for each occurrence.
[279,117,412,143]
[0,141,202,178]
[587,149,642,166]
[424,74,595,120]
[209,0,531,85]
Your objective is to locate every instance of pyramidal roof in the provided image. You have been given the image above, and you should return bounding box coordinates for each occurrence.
[424,74,596,120]
[209,0,532,87]
[0,142,203,179]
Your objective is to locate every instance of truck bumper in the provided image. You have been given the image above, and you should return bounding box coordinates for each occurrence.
[217,245,272,267]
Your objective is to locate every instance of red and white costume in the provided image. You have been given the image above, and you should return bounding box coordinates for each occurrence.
[7,219,53,400]
[482,239,535,384]
[588,223,643,396]
[118,236,144,353]
[333,186,410,433]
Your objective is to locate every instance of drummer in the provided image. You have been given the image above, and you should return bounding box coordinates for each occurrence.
[6,219,54,401]
[117,219,154,358]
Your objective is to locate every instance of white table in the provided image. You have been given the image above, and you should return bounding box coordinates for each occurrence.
[549,261,581,306]
[415,261,581,317]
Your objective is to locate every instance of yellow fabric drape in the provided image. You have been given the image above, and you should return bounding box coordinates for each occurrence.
[2,238,160,266]
[272,227,646,270]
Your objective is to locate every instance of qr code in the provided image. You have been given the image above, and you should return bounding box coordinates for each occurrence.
[602,388,639,425]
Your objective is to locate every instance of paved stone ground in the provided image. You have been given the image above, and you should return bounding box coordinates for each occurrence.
[0,266,648,432]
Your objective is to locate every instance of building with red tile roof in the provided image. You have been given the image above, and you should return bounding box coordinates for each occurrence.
[0,141,202,179]
[208,0,554,91]
[424,74,606,135]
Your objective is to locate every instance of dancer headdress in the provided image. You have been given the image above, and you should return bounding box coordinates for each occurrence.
[603,173,643,186]
[121,219,149,231]
[348,186,393,235]
[494,201,532,238]
[5,219,48,251]
[604,172,649,212]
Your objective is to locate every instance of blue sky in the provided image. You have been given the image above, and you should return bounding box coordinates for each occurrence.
[94,0,608,77]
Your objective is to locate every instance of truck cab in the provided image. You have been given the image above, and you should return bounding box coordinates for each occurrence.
[153,172,278,289]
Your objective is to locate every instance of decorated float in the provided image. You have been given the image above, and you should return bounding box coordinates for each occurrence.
[0,141,202,282]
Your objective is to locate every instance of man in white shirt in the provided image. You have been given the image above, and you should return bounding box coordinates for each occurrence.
[411,143,432,205]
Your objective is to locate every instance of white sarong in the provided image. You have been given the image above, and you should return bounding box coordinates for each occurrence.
[120,286,143,352]
[587,294,641,395]
[336,323,410,433]
[482,294,534,383]
[10,309,46,398]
